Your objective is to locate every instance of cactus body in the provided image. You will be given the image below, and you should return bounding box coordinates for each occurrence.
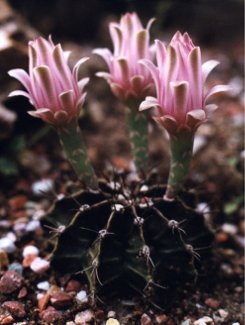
[44,183,214,303]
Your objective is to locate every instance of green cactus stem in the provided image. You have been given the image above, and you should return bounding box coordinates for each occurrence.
[165,130,194,200]
[127,105,149,174]
[58,122,97,187]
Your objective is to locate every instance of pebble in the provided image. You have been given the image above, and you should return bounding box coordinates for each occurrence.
[0,270,23,294]
[38,292,50,311]
[31,179,54,196]
[140,185,149,192]
[155,314,168,324]
[141,313,152,325]
[22,245,39,257]
[0,314,14,324]
[37,281,50,291]
[0,250,9,268]
[75,290,88,303]
[218,309,229,319]
[25,220,41,232]
[13,222,27,236]
[8,263,23,275]
[40,306,61,323]
[2,301,26,318]
[106,319,120,325]
[22,254,38,268]
[74,310,94,324]
[204,298,220,309]
[50,291,73,309]
[0,238,16,254]
[221,223,237,236]
[17,287,27,299]
[30,257,50,274]
[194,316,214,324]
[107,311,116,318]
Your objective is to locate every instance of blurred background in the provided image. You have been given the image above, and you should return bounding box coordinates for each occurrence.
[0,0,244,189]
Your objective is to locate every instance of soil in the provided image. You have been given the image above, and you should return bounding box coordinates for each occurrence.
[0,1,244,324]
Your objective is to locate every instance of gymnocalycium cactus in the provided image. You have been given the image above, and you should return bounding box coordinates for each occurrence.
[8,14,230,304]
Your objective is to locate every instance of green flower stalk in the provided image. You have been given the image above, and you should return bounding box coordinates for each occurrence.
[93,12,155,175]
[140,32,230,199]
[8,36,97,186]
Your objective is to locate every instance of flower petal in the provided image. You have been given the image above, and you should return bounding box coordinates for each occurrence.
[205,85,231,102]
[171,81,189,120]
[59,90,74,110]
[186,109,206,130]
[8,69,32,92]
[202,60,219,83]
[72,57,89,82]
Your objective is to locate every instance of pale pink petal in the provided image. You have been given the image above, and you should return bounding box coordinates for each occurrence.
[139,59,160,96]
[109,24,123,56]
[93,48,113,68]
[139,96,159,111]
[155,40,167,68]
[155,115,178,134]
[54,110,69,124]
[95,72,111,80]
[77,77,90,92]
[33,65,58,108]
[52,44,73,88]
[8,90,30,99]
[72,57,89,82]
[188,47,202,108]
[202,60,219,83]
[8,69,32,92]
[205,85,231,102]
[171,81,189,120]
[186,109,206,130]
[59,90,74,110]
[136,30,148,58]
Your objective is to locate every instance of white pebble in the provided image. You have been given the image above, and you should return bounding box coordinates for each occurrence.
[140,185,149,192]
[5,232,17,242]
[30,257,50,274]
[26,220,41,232]
[74,310,94,324]
[232,323,240,325]
[37,281,50,291]
[32,179,54,195]
[0,237,16,253]
[107,311,116,318]
[222,223,237,236]
[75,290,88,303]
[23,245,39,257]
[13,222,27,235]
[194,316,213,325]
[113,204,124,212]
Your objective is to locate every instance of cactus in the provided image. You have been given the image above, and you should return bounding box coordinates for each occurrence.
[43,182,214,304]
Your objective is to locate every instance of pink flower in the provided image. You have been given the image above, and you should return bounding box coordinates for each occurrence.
[8,36,89,127]
[93,12,155,102]
[139,31,230,134]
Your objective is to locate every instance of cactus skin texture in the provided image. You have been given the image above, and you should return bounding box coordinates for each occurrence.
[44,183,214,304]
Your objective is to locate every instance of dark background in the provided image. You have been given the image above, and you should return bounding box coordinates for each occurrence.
[8,0,244,48]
